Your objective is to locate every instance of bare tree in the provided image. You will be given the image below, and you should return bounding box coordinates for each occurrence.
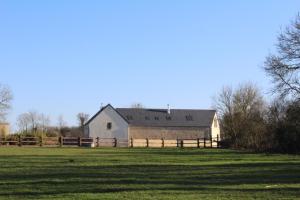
[215,83,267,150]
[215,86,235,139]
[17,111,42,133]
[0,84,13,122]
[215,86,234,117]
[40,114,51,133]
[17,113,30,133]
[131,103,144,108]
[27,111,40,133]
[264,14,300,99]
[17,111,51,135]
[58,115,67,133]
[77,113,89,127]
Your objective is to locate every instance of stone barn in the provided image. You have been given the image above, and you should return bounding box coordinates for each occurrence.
[84,104,220,147]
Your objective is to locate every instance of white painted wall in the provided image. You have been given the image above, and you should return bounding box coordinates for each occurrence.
[86,106,129,140]
[211,113,220,139]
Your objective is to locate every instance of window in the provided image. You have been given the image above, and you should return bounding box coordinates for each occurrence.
[107,122,112,130]
[186,115,193,121]
[126,115,133,120]
[166,116,172,120]
[145,116,150,120]
[154,116,159,120]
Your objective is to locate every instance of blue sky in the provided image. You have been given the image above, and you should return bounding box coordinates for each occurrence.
[0,0,299,129]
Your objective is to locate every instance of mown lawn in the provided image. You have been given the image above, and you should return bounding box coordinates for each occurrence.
[0,148,299,200]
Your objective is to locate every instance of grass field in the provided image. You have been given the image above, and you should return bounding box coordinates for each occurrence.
[0,148,299,200]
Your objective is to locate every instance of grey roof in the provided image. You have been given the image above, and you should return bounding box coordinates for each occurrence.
[116,108,216,127]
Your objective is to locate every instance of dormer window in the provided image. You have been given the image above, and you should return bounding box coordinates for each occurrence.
[154,117,159,120]
[145,116,150,120]
[126,115,133,120]
[186,115,193,121]
[166,116,172,120]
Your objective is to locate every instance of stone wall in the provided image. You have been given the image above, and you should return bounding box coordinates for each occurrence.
[129,126,211,140]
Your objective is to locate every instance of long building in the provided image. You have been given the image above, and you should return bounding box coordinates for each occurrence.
[84,104,220,147]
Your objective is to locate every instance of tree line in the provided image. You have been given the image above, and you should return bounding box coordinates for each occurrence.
[14,111,90,137]
[216,15,300,153]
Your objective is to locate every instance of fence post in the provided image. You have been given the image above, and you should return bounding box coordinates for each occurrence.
[40,135,43,147]
[114,138,117,148]
[180,140,184,148]
[204,138,206,148]
[217,135,219,148]
[96,137,100,147]
[162,138,165,148]
[211,137,213,148]
[18,135,22,147]
[130,138,133,148]
[78,137,81,147]
[176,139,179,148]
[59,137,63,147]
[146,138,149,148]
[0,136,3,146]
[197,138,200,148]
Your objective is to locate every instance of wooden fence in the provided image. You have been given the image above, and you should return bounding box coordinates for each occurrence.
[0,136,93,147]
[130,137,220,148]
[0,136,220,148]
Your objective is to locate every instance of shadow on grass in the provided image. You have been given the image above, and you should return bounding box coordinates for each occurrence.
[0,162,299,197]
[0,148,299,198]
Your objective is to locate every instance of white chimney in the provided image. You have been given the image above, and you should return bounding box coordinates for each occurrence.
[167,104,171,115]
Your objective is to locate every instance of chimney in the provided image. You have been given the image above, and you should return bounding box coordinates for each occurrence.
[167,104,171,115]
[100,103,104,110]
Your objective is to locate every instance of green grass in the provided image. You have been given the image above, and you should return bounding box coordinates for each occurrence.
[0,148,299,200]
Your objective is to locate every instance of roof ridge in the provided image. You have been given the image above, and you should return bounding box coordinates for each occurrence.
[116,108,216,111]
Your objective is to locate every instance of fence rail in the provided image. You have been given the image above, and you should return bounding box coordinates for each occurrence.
[0,136,221,148]
[130,137,220,148]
